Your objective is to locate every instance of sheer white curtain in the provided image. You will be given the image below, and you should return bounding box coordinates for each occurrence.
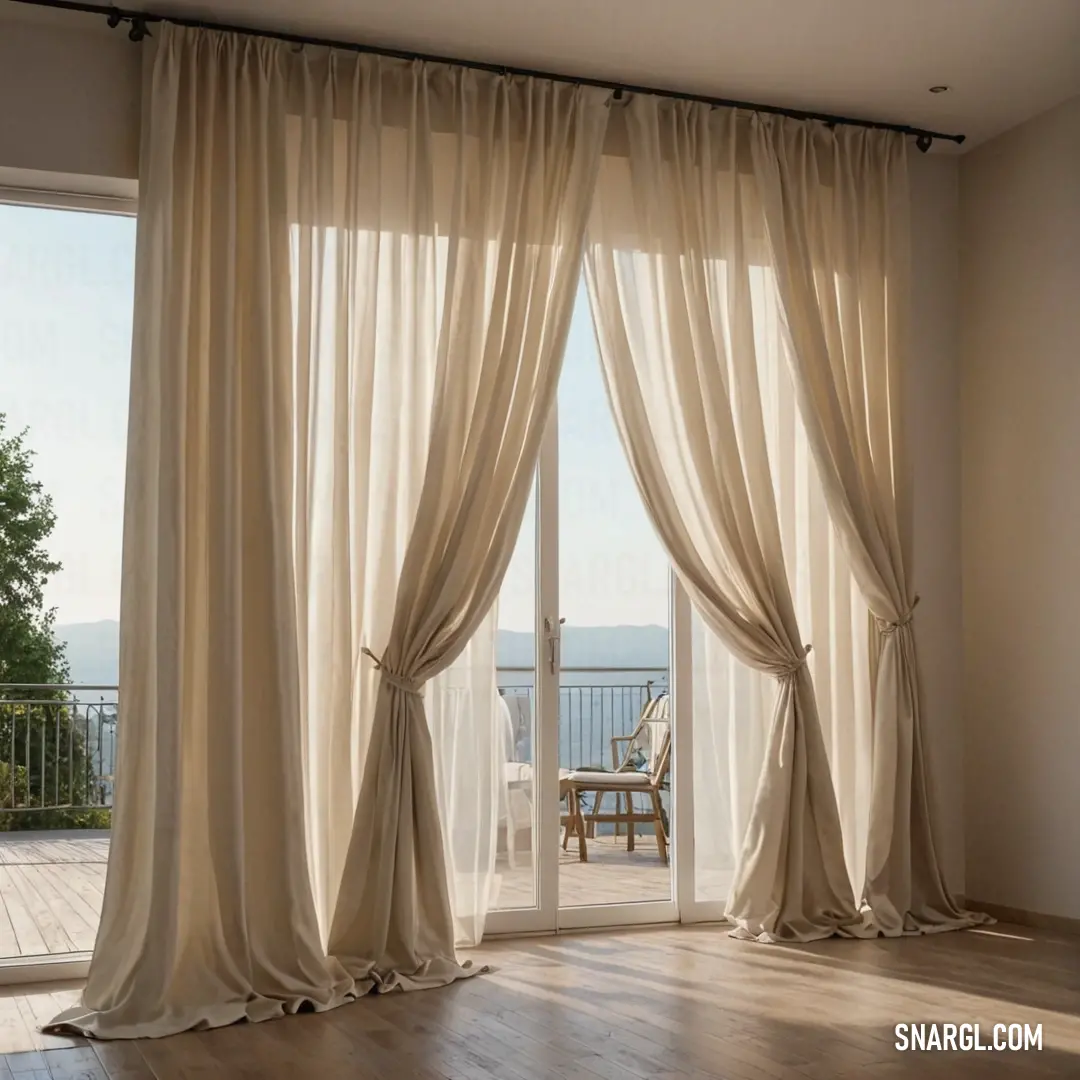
[692,270,872,907]
[50,25,609,1039]
[289,53,608,974]
[751,118,987,935]
[319,64,609,990]
[586,98,859,941]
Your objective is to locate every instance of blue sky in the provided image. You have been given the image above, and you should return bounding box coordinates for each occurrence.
[498,284,670,632]
[0,204,135,627]
[0,203,668,632]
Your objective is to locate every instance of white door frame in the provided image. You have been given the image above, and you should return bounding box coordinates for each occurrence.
[670,578,730,925]
[484,413,560,936]
[487,406,700,937]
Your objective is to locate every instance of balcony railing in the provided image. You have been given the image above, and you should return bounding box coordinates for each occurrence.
[0,685,117,827]
[0,669,667,825]
[496,667,668,771]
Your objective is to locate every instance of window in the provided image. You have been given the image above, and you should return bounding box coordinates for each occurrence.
[0,199,135,967]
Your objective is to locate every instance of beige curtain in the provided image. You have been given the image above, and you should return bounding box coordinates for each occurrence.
[750,117,987,934]
[691,267,872,909]
[50,25,609,1038]
[48,28,353,1039]
[586,97,859,941]
[287,46,609,975]
[324,59,610,983]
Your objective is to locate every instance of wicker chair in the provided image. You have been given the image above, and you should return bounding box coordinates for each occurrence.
[560,692,670,864]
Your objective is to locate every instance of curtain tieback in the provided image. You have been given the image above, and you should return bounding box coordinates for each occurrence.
[361,647,423,697]
[877,594,921,635]
[775,644,812,680]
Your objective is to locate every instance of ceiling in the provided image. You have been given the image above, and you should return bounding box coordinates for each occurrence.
[12,0,1080,150]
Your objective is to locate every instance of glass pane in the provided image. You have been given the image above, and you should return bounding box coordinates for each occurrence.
[557,278,671,909]
[0,203,135,960]
[492,481,537,910]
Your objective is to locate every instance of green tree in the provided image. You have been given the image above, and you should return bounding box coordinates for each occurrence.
[0,414,69,688]
[0,415,104,828]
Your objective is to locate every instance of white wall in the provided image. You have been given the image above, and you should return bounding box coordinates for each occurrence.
[960,94,1080,920]
[0,9,141,187]
[909,152,966,897]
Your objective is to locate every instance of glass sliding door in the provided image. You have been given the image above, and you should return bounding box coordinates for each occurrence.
[489,484,539,914]
[555,282,675,928]
[486,277,681,936]
[0,199,135,978]
[486,438,561,936]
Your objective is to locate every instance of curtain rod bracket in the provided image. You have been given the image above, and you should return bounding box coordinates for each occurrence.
[915,134,933,153]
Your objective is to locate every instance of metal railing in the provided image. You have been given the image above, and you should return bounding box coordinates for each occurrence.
[0,668,667,825]
[497,670,668,771]
[498,670,669,832]
[0,685,117,825]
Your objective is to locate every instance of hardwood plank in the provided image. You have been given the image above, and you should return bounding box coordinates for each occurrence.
[0,872,48,959]
[5,868,78,956]
[496,834,673,911]
[14,871,94,955]
[3,1049,48,1075]
[0,998,37,1057]
[1,918,1080,1078]
[89,1044,155,1080]
[40,1046,108,1080]
[37,867,101,936]
[0,885,22,960]
[57,866,106,910]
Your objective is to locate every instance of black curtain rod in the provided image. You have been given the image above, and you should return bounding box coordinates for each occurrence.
[9,0,966,149]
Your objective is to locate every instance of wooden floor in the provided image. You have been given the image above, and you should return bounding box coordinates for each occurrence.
[2,835,1077,1078]
[0,923,1078,1078]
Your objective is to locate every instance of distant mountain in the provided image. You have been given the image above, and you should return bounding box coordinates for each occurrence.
[55,619,669,688]
[497,625,668,671]
[56,620,120,690]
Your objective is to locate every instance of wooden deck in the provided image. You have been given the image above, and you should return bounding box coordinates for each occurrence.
[495,832,674,910]
[0,831,679,960]
[0,835,108,958]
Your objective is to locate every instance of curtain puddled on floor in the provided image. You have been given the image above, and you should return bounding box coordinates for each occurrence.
[584,98,860,941]
[750,118,988,935]
[48,24,609,1039]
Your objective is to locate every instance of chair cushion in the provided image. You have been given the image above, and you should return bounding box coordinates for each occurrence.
[566,769,651,787]
[505,763,571,784]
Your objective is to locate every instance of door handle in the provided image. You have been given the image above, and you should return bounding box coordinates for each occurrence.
[544,617,566,674]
